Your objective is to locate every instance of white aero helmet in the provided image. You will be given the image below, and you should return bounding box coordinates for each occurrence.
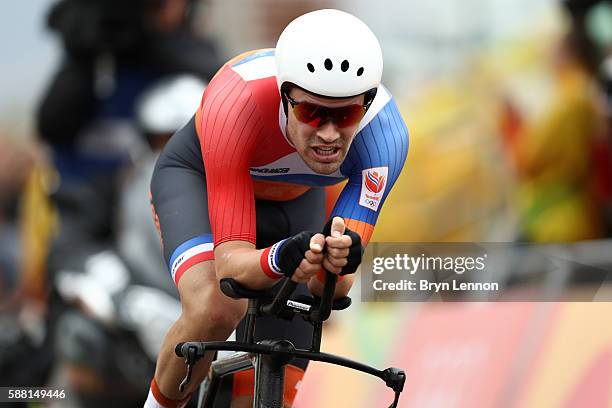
[275,9,383,100]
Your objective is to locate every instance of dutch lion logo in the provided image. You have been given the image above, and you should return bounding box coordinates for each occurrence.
[365,170,385,194]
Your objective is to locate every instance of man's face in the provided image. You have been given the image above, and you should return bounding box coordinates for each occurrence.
[286,87,365,175]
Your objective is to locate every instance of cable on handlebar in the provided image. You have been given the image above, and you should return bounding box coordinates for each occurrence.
[259,278,297,316]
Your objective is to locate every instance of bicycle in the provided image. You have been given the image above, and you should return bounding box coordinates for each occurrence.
[175,272,406,408]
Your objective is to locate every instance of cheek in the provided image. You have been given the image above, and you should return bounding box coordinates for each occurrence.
[287,116,303,146]
[341,129,358,146]
[293,125,314,149]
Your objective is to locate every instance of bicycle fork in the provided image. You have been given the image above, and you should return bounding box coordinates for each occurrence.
[252,339,295,408]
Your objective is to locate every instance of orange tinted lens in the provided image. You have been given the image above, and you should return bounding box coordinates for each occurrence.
[333,104,366,127]
[293,102,322,127]
[293,103,365,128]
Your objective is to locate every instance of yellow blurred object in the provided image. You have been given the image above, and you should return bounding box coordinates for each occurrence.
[18,165,58,301]
[512,63,602,241]
[372,20,604,244]
[373,75,510,242]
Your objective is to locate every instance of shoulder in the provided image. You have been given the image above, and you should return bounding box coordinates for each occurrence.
[196,50,281,144]
[198,49,279,117]
[204,48,277,92]
[226,49,277,82]
[357,85,407,136]
[344,85,409,171]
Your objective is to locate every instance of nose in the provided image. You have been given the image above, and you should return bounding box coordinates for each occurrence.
[316,121,341,143]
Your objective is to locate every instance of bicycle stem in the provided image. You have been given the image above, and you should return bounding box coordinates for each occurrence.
[259,270,338,323]
[259,278,297,316]
[310,271,337,322]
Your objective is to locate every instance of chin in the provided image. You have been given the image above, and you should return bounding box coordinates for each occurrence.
[298,146,346,175]
[306,159,341,175]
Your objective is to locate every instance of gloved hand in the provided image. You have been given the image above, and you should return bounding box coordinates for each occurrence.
[322,217,363,275]
[264,231,325,283]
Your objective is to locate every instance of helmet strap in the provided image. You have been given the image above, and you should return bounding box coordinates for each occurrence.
[280,83,293,118]
[363,88,378,111]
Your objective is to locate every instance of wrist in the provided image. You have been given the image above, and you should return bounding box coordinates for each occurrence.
[259,239,287,280]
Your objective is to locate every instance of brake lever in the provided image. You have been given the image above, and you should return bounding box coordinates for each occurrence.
[178,344,199,392]
[382,367,406,408]
[389,390,401,408]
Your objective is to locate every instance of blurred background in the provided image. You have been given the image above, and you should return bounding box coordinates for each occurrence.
[1,0,611,407]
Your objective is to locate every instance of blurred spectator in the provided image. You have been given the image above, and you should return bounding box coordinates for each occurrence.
[36,0,220,268]
[0,138,37,304]
[0,139,54,406]
[38,0,218,146]
[44,75,204,408]
[118,74,206,295]
[30,2,220,405]
[594,55,612,234]
[501,4,608,242]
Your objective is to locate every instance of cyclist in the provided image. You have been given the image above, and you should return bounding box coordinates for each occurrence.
[145,9,409,408]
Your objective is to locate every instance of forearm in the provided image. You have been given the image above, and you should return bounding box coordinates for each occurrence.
[214,243,280,290]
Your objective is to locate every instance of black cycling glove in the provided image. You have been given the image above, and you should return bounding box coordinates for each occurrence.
[265,231,316,278]
[322,217,364,276]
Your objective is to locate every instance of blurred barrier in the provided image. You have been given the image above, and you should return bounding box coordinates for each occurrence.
[296,238,612,408]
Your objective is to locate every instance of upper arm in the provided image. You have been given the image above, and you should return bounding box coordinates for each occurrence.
[196,68,264,247]
[332,97,409,245]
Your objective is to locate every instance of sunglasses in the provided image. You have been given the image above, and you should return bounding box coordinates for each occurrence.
[285,93,369,128]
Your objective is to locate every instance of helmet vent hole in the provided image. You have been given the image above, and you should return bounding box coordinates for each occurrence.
[341,60,349,72]
[357,67,364,76]
[307,63,315,72]
[324,58,333,70]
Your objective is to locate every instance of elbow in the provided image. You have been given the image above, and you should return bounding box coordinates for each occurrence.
[213,257,232,280]
[213,245,242,281]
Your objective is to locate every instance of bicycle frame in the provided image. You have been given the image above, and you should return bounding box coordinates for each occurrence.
[177,274,406,408]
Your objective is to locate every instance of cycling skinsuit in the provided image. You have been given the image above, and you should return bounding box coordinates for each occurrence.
[149,48,409,404]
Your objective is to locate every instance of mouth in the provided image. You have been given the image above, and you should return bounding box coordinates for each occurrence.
[310,146,341,163]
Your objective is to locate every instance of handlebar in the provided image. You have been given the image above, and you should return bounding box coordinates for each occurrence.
[175,271,405,407]
[225,269,341,323]
[175,340,406,408]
